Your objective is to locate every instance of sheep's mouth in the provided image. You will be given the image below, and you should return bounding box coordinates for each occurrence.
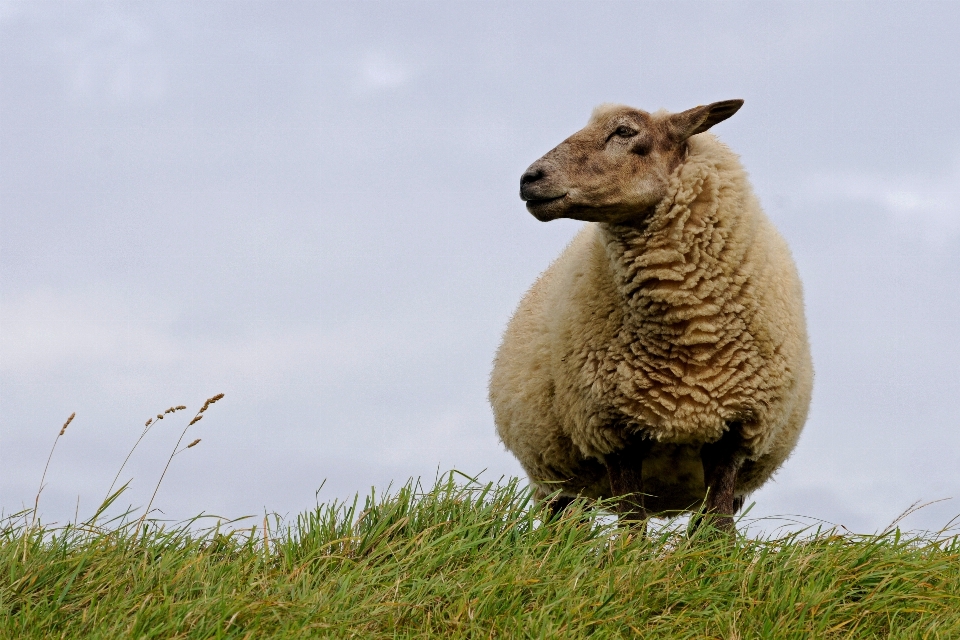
[524,194,568,221]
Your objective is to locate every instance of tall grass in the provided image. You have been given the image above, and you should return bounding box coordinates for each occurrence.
[3,472,959,639]
[4,402,959,637]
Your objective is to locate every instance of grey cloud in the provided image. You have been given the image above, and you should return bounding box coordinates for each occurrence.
[3,0,959,535]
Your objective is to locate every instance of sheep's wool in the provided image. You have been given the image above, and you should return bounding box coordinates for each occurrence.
[490,133,812,502]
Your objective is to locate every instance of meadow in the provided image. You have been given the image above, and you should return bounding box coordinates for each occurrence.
[3,402,959,638]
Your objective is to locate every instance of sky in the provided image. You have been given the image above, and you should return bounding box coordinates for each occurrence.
[2,0,959,535]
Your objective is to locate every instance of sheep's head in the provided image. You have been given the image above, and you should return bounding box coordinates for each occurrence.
[520,100,743,224]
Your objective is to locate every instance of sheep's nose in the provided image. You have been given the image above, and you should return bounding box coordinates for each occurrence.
[521,167,546,187]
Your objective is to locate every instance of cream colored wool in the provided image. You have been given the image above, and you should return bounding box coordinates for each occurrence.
[490,132,813,510]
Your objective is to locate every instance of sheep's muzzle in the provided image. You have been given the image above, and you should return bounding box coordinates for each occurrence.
[520,160,568,221]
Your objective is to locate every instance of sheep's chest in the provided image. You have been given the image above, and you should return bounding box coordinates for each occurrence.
[549,222,776,458]
[585,318,754,448]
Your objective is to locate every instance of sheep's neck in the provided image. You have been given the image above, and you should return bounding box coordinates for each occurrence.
[597,159,759,418]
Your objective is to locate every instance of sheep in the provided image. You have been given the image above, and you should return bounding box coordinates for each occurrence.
[489,100,812,531]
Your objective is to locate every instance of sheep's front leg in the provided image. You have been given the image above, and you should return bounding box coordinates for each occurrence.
[606,438,653,521]
[698,423,746,533]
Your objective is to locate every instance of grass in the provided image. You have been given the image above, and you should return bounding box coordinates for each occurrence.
[4,402,959,638]
[3,473,960,639]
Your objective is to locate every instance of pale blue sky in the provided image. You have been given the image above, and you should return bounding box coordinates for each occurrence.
[2,0,959,533]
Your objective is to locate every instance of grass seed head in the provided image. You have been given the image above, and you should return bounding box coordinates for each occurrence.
[189,415,203,426]
[59,412,76,436]
[187,439,201,448]
[199,393,225,414]
[145,418,153,427]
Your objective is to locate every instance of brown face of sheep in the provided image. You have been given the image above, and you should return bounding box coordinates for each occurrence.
[520,100,744,224]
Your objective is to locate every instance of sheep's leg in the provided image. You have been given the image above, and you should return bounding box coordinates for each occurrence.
[696,423,746,533]
[606,438,653,521]
[544,494,577,520]
[534,484,580,521]
[732,495,744,514]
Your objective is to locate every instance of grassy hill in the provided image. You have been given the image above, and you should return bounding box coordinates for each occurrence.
[3,474,959,638]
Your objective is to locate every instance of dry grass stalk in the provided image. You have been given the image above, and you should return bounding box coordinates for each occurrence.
[33,412,77,519]
[263,515,270,556]
[26,412,77,558]
[102,405,189,512]
[135,393,225,541]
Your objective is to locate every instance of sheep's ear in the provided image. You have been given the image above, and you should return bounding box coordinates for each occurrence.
[668,99,744,142]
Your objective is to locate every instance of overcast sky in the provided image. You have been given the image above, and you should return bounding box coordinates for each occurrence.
[2,0,959,534]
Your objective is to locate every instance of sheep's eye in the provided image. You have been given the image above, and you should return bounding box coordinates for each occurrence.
[614,126,638,138]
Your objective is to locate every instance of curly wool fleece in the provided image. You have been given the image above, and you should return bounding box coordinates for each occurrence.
[490,133,813,506]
